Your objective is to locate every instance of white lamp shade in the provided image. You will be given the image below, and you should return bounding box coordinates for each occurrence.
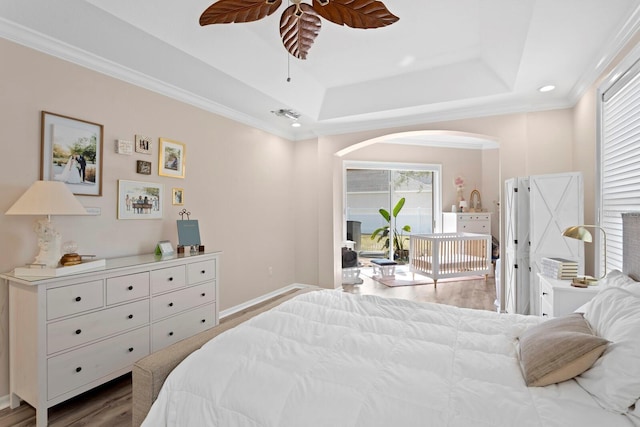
[5,181,87,216]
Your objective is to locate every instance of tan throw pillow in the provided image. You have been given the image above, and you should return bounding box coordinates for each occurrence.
[518,313,609,387]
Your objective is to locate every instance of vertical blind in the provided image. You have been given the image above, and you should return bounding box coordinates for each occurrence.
[600,59,640,273]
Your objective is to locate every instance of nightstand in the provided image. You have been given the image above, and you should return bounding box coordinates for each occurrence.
[538,273,600,318]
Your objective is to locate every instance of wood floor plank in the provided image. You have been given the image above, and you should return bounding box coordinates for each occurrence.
[0,275,496,426]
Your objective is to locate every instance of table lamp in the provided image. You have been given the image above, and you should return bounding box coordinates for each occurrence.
[561,224,607,285]
[5,181,88,268]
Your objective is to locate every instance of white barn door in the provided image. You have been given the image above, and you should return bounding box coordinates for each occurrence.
[504,177,530,314]
[529,172,584,316]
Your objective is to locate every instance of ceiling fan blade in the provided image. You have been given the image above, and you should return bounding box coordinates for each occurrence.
[312,0,399,29]
[200,0,282,25]
[280,3,321,60]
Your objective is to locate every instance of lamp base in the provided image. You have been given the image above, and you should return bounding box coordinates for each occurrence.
[33,218,61,268]
[571,276,598,287]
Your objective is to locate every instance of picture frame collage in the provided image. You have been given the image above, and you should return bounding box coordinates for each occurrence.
[40,111,188,221]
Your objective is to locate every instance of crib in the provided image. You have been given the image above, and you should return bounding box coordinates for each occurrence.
[409,232,492,288]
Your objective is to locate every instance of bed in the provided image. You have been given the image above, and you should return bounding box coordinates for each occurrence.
[134,213,640,427]
[409,232,492,287]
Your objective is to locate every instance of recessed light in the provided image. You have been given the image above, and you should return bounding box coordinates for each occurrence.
[539,85,556,93]
[291,122,301,128]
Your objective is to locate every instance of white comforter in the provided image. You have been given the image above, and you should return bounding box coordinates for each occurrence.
[143,290,635,427]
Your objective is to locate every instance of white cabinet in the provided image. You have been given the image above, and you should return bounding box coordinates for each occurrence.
[442,213,492,235]
[1,251,220,427]
[538,274,599,318]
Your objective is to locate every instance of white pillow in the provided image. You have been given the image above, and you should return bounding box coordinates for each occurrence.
[599,270,640,292]
[576,286,640,413]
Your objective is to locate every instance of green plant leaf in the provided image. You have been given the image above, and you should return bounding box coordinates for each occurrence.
[392,197,405,218]
[402,225,411,232]
[378,208,390,222]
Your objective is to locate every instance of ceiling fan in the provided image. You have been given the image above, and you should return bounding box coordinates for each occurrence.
[199,0,399,59]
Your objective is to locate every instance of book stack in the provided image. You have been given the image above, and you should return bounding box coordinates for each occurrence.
[541,257,578,279]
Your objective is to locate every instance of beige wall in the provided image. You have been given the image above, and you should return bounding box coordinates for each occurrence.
[0,38,299,397]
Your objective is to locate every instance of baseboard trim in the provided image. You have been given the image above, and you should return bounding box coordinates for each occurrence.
[219,283,318,320]
[0,394,9,411]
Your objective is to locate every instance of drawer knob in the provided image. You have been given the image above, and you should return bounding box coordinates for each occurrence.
[129,347,134,352]
[75,329,82,335]
[75,296,82,302]
[168,302,174,307]
[201,319,206,323]
[168,277,173,282]
[201,293,206,297]
[128,314,134,319]
[169,331,174,336]
[76,367,82,373]
[201,270,206,274]
[128,285,134,291]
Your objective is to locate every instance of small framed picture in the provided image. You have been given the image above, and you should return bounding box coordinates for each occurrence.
[136,160,152,175]
[118,180,163,220]
[155,240,174,256]
[41,111,103,196]
[159,138,185,178]
[172,188,184,205]
[135,135,152,154]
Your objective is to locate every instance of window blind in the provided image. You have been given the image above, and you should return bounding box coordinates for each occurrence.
[600,59,640,273]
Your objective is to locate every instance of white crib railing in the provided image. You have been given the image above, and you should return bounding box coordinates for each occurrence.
[409,233,492,288]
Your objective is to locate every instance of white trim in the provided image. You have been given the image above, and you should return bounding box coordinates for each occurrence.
[218,284,318,319]
[0,394,9,411]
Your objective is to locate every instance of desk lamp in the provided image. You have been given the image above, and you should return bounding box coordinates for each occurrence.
[561,225,607,286]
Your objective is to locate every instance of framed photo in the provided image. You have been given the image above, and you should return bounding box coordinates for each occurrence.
[117,180,163,220]
[135,135,152,154]
[172,187,184,205]
[41,111,103,196]
[159,138,185,178]
[155,240,174,256]
[137,160,152,175]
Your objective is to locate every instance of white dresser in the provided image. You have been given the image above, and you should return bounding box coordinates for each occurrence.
[442,212,492,235]
[1,251,220,427]
[538,273,599,318]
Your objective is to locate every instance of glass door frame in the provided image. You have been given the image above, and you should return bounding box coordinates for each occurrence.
[343,161,443,261]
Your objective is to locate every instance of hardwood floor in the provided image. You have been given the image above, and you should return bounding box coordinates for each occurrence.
[0,274,496,426]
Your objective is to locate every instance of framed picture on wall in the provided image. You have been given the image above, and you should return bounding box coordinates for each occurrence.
[135,135,152,154]
[117,180,163,220]
[41,111,104,196]
[172,187,184,205]
[158,138,185,178]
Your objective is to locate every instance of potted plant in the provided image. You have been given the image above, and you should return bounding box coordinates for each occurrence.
[370,197,412,262]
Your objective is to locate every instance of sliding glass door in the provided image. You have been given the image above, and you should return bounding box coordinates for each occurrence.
[345,162,441,263]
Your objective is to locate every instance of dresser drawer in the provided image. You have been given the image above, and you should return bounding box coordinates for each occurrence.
[187,259,216,285]
[47,280,104,321]
[47,299,149,354]
[151,265,186,294]
[47,326,149,400]
[152,282,215,321]
[540,297,554,318]
[540,279,553,306]
[106,272,150,305]
[152,303,216,352]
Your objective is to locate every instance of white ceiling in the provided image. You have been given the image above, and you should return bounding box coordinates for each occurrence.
[1,0,639,140]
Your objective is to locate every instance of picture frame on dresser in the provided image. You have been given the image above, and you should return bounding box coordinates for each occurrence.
[40,111,104,196]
